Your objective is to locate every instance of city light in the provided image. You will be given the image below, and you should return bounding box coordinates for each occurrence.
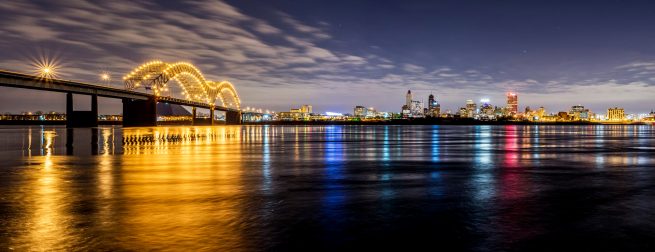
[123,61,241,109]
[100,72,111,84]
[31,55,60,80]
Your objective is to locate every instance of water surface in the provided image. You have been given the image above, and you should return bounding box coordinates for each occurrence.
[1,125,654,251]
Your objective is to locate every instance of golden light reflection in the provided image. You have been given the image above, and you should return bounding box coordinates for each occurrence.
[16,129,68,251]
[41,129,57,169]
[118,126,247,249]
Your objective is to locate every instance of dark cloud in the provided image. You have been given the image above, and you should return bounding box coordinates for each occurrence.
[0,0,653,113]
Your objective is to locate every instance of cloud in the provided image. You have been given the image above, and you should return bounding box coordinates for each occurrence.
[277,12,332,40]
[402,63,425,73]
[0,1,652,113]
[0,0,380,91]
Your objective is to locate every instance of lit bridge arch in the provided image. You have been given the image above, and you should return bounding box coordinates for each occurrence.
[122,61,241,109]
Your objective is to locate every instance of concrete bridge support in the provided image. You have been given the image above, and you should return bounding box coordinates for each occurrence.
[66,92,99,128]
[226,110,241,125]
[191,107,214,125]
[122,97,157,127]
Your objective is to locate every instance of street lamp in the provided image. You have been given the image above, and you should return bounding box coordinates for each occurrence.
[100,72,111,85]
[37,64,58,79]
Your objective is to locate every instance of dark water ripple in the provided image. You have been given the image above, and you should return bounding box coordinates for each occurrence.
[0,125,654,251]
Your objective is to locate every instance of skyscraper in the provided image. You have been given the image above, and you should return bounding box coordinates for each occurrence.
[401,90,412,117]
[506,92,518,115]
[406,90,412,109]
[428,94,435,109]
[465,99,477,118]
[428,93,440,117]
[479,99,494,118]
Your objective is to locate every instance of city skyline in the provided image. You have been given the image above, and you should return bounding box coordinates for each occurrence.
[1,0,655,114]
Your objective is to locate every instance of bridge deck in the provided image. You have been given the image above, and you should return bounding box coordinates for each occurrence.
[0,69,238,112]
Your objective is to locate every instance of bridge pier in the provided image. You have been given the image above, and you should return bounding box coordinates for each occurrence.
[122,97,157,127]
[191,106,214,125]
[66,92,99,128]
[226,110,241,125]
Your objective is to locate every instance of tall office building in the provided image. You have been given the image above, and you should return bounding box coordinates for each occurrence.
[301,105,312,114]
[406,90,412,109]
[479,99,494,117]
[607,107,625,121]
[465,99,477,118]
[401,90,414,117]
[428,94,436,109]
[354,106,366,117]
[506,92,518,115]
[410,100,424,117]
[428,93,440,117]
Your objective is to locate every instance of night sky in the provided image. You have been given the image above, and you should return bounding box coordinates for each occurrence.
[1,0,654,114]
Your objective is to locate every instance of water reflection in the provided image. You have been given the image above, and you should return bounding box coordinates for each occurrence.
[322,126,346,224]
[0,125,654,251]
[474,125,493,167]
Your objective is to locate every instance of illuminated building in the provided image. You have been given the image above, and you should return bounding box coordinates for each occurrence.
[465,99,477,118]
[569,105,592,121]
[354,106,366,118]
[401,90,412,117]
[526,106,547,121]
[410,100,424,118]
[644,111,655,122]
[401,90,423,118]
[278,112,309,121]
[506,92,518,116]
[406,90,412,109]
[478,99,494,119]
[537,107,546,118]
[458,107,467,117]
[607,107,625,121]
[427,94,440,117]
[0,112,66,121]
[300,105,312,114]
[366,107,377,118]
[280,105,313,121]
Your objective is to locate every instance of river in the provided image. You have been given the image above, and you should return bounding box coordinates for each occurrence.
[1,125,654,251]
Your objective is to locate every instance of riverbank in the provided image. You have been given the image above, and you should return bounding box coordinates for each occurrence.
[244,119,652,126]
[0,119,651,126]
[0,120,122,125]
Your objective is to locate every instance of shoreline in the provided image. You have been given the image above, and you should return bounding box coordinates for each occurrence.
[243,120,652,126]
[0,119,651,126]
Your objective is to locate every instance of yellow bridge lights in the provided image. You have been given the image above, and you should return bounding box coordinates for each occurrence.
[122,61,241,109]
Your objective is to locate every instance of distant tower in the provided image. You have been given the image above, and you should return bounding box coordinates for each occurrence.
[428,93,440,117]
[406,90,412,109]
[428,94,436,109]
[465,99,477,118]
[506,92,518,115]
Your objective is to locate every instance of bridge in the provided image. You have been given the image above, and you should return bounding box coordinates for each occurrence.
[0,61,242,127]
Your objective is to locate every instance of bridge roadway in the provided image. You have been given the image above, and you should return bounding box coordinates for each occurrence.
[0,69,241,127]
